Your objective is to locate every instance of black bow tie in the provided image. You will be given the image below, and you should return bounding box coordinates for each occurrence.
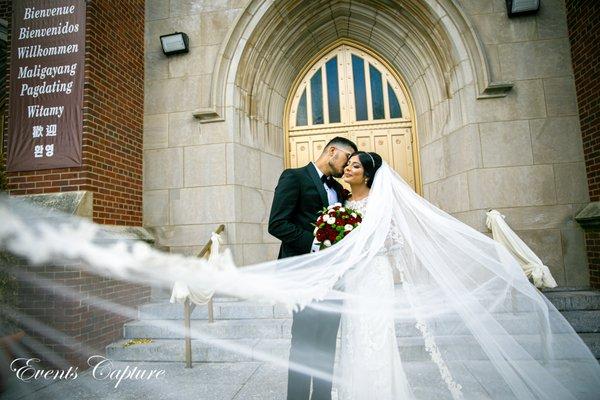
[320,174,334,188]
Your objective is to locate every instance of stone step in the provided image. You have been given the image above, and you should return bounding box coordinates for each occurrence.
[106,338,285,363]
[543,289,600,311]
[124,318,292,340]
[133,306,599,337]
[559,310,600,333]
[137,300,291,320]
[107,332,600,363]
[396,312,600,336]
[125,310,599,342]
[140,289,600,321]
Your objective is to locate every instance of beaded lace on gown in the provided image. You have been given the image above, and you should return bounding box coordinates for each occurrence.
[335,196,414,399]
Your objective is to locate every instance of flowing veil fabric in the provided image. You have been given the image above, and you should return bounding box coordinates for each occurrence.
[1,162,600,399]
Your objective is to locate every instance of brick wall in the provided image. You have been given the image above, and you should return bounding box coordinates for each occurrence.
[566,0,600,288]
[3,0,144,226]
[0,0,150,370]
[587,231,600,287]
[12,261,151,368]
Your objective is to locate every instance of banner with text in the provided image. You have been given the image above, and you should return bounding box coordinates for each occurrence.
[7,0,85,172]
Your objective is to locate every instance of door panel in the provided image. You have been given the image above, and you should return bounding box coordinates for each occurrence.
[348,128,416,191]
[289,133,346,169]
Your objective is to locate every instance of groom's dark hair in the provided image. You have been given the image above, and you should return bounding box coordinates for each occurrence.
[324,136,358,154]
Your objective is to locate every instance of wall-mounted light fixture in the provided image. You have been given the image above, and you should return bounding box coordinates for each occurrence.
[160,32,189,56]
[506,0,540,18]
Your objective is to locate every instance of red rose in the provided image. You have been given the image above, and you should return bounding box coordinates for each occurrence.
[328,231,337,242]
[336,218,344,226]
[316,230,326,242]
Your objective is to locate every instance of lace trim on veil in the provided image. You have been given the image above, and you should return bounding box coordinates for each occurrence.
[414,319,464,399]
[351,195,463,399]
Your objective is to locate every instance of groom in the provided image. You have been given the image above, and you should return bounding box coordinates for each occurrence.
[268,137,358,400]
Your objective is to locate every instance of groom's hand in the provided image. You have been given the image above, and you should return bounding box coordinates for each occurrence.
[310,238,320,253]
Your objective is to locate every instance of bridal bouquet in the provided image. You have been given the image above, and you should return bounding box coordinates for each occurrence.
[313,203,362,249]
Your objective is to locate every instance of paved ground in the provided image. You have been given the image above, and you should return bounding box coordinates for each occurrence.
[2,361,285,400]
[3,359,600,400]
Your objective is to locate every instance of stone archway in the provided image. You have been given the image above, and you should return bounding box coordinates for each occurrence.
[197,0,511,128]
[188,0,521,264]
[197,0,512,185]
[198,0,512,207]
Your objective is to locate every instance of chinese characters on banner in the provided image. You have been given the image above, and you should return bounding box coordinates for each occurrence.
[7,0,85,172]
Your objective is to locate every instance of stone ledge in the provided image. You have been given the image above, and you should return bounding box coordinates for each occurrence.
[575,201,600,229]
[19,190,93,218]
[477,81,514,99]
[14,190,155,245]
[99,226,155,244]
[193,106,224,123]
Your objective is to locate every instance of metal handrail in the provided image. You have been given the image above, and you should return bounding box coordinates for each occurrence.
[184,224,225,368]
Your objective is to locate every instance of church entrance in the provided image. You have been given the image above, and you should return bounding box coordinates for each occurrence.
[285,43,420,193]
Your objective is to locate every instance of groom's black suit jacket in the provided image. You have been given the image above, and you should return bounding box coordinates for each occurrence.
[268,163,344,259]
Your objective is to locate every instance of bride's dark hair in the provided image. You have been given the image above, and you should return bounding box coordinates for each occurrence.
[351,151,383,188]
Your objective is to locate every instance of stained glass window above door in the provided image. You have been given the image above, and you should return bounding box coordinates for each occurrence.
[289,45,410,130]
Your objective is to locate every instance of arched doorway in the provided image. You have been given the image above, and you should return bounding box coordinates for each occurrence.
[285,43,420,192]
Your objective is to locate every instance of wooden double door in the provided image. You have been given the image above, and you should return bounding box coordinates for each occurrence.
[286,44,419,192]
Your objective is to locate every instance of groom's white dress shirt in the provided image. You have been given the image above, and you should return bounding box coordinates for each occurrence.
[312,162,338,206]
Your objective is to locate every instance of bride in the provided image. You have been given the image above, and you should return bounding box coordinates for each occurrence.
[336,151,413,399]
[316,151,599,399]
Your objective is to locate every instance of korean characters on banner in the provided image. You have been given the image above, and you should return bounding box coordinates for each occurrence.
[7,0,86,172]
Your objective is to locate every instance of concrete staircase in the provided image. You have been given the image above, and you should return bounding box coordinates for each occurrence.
[542,288,600,358]
[105,288,600,363]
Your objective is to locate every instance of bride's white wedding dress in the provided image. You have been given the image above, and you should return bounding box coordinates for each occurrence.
[336,196,413,399]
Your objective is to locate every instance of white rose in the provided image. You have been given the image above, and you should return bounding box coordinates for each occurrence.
[344,224,353,232]
[339,207,345,212]
[333,202,342,208]
[327,216,336,224]
[351,212,357,218]
[323,240,332,247]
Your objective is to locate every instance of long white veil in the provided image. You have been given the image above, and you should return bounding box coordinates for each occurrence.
[1,162,599,399]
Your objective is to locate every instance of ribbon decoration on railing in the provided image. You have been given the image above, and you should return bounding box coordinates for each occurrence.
[485,210,557,289]
[170,232,224,306]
